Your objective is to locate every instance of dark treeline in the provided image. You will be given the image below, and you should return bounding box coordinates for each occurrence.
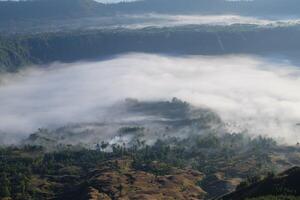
[1,25,300,72]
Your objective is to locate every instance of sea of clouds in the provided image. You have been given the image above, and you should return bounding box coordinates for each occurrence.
[0,53,300,144]
[74,14,300,30]
[117,14,300,29]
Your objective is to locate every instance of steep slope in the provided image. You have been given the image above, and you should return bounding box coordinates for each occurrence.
[221,167,300,200]
[2,25,300,72]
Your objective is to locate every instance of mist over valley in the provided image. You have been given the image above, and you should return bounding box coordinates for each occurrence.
[0,1,300,200]
[1,54,300,146]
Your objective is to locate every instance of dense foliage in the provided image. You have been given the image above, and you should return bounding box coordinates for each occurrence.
[1,132,297,199]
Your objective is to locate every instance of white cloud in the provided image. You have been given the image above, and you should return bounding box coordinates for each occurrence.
[108,14,300,29]
[0,54,300,144]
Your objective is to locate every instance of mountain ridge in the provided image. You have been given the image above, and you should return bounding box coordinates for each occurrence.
[2,25,300,72]
[1,0,300,22]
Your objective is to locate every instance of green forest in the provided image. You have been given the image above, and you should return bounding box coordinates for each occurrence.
[1,131,299,199]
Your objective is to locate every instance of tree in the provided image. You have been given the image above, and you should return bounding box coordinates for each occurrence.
[0,173,11,198]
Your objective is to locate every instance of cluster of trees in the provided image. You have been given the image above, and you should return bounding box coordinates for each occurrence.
[0,147,36,199]
[0,146,112,199]
[95,132,277,177]
[0,133,283,199]
[0,173,30,200]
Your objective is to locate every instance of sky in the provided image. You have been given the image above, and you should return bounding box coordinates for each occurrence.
[93,0,138,3]
[0,0,140,3]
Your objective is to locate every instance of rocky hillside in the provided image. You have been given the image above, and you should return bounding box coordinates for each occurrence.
[62,159,206,200]
[0,146,207,200]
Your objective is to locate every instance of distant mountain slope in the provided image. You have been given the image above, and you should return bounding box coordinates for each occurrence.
[1,25,300,72]
[2,0,300,35]
[220,167,300,200]
[113,0,300,16]
[0,0,300,22]
[0,0,108,20]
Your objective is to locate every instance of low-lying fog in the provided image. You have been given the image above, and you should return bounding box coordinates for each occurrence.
[118,14,300,29]
[1,53,300,144]
[3,14,300,34]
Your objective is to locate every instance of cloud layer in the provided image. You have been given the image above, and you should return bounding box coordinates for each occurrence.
[111,14,300,29]
[1,54,300,144]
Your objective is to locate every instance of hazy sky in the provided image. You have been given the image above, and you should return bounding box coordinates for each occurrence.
[0,0,140,3]
[93,0,138,3]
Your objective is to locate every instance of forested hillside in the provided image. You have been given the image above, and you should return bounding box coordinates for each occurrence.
[1,132,299,199]
[1,0,300,200]
[1,25,300,72]
[221,167,300,200]
[0,0,106,21]
[1,0,300,21]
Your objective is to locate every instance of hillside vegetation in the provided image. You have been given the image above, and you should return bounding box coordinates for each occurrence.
[1,133,300,199]
[1,0,300,21]
[0,100,298,199]
[1,25,300,72]
[221,167,300,200]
